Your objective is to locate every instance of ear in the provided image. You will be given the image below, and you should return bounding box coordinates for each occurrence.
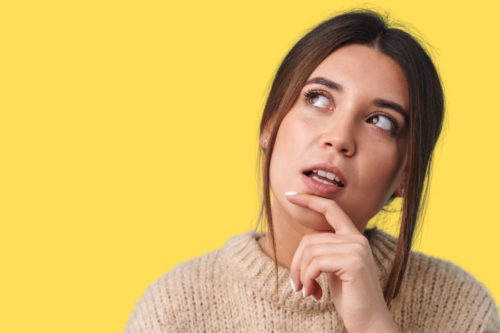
[259,117,277,150]
[260,134,269,150]
[395,186,405,197]
[395,169,406,197]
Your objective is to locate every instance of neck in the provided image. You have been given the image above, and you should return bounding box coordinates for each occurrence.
[257,195,318,270]
[257,193,370,270]
[226,226,393,312]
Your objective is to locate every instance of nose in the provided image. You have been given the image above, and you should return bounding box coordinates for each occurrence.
[321,112,356,157]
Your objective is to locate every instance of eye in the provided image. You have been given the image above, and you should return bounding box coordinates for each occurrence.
[368,113,400,135]
[303,89,333,110]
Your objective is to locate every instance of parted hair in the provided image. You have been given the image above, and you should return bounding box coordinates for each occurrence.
[255,8,444,307]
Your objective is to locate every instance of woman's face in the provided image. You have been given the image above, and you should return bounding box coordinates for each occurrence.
[263,44,409,233]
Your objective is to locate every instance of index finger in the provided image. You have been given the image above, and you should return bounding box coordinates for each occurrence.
[285,192,360,235]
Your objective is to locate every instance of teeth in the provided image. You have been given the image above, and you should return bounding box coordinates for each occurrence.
[311,176,342,187]
[313,169,342,184]
[311,175,337,186]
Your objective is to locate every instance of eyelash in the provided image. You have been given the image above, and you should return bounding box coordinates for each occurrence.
[303,89,401,135]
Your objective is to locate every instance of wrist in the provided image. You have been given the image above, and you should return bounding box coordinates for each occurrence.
[347,311,400,333]
[367,319,400,333]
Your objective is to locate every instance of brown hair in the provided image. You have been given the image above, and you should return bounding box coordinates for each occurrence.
[254,9,444,308]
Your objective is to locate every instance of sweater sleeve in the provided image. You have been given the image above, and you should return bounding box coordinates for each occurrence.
[124,279,176,333]
[476,294,499,333]
[437,268,499,332]
[457,273,499,333]
[400,252,500,333]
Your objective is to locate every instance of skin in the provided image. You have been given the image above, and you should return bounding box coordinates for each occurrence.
[258,44,409,333]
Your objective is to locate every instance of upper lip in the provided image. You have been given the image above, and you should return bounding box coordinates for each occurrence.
[302,162,348,187]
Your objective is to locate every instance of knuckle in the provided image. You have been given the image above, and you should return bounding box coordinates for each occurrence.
[359,235,370,246]
[353,234,369,246]
[305,258,319,279]
[302,234,313,244]
[349,255,364,272]
[325,209,335,221]
[352,242,365,254]
[302,246,312,262]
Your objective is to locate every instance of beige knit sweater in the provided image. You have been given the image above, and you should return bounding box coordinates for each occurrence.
[125,228,499,332]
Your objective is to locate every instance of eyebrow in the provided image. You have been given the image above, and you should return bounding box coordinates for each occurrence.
[305,76,409,123]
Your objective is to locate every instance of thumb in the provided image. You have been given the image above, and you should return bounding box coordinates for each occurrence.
[311,280,323,301]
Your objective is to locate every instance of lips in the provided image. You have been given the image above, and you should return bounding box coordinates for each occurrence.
[301,162,348,187]
[301,173,345,197]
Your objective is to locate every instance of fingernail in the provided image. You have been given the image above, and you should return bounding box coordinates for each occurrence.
[285,191,297,196]
[312,294,320,302]
[301,287,306,298]
[290,278,297,292]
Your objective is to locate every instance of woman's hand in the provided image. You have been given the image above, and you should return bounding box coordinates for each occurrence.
[286,192,400,333]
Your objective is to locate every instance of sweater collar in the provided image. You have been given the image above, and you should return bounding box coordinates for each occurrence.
[222,228,397,313]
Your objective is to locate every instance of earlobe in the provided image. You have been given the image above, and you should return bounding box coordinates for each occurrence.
[260,135,269,150]
[260,117,278,151]
[260,127,272,150]
[396,178,406,197]
[396,187,405,197]
[396,169,406,197]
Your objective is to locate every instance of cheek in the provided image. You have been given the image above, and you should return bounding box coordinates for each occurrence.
[358,142,405,203]
[273,114,308,159]
[269,114,308,185]
[344,150,403,226]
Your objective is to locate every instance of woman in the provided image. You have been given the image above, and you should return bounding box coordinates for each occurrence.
[126,9,499,332]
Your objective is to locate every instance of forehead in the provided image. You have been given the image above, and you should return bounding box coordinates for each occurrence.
[308,44,409,109]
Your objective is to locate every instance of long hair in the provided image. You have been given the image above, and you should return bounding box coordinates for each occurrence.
[255,9,444,308]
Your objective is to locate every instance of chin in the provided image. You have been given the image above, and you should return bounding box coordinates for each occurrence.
[288,203,333,229]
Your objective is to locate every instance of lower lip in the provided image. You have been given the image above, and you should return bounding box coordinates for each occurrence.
[301,173,345,197]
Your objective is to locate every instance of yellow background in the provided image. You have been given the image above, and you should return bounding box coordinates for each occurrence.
[1,0,499,331]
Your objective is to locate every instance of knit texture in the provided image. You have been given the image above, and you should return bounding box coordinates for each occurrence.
[125,228,499,332]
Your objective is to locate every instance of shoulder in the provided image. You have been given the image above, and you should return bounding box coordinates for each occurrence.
[125,245,228,333]
[378,231,499,332]
[408,252,499,331]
